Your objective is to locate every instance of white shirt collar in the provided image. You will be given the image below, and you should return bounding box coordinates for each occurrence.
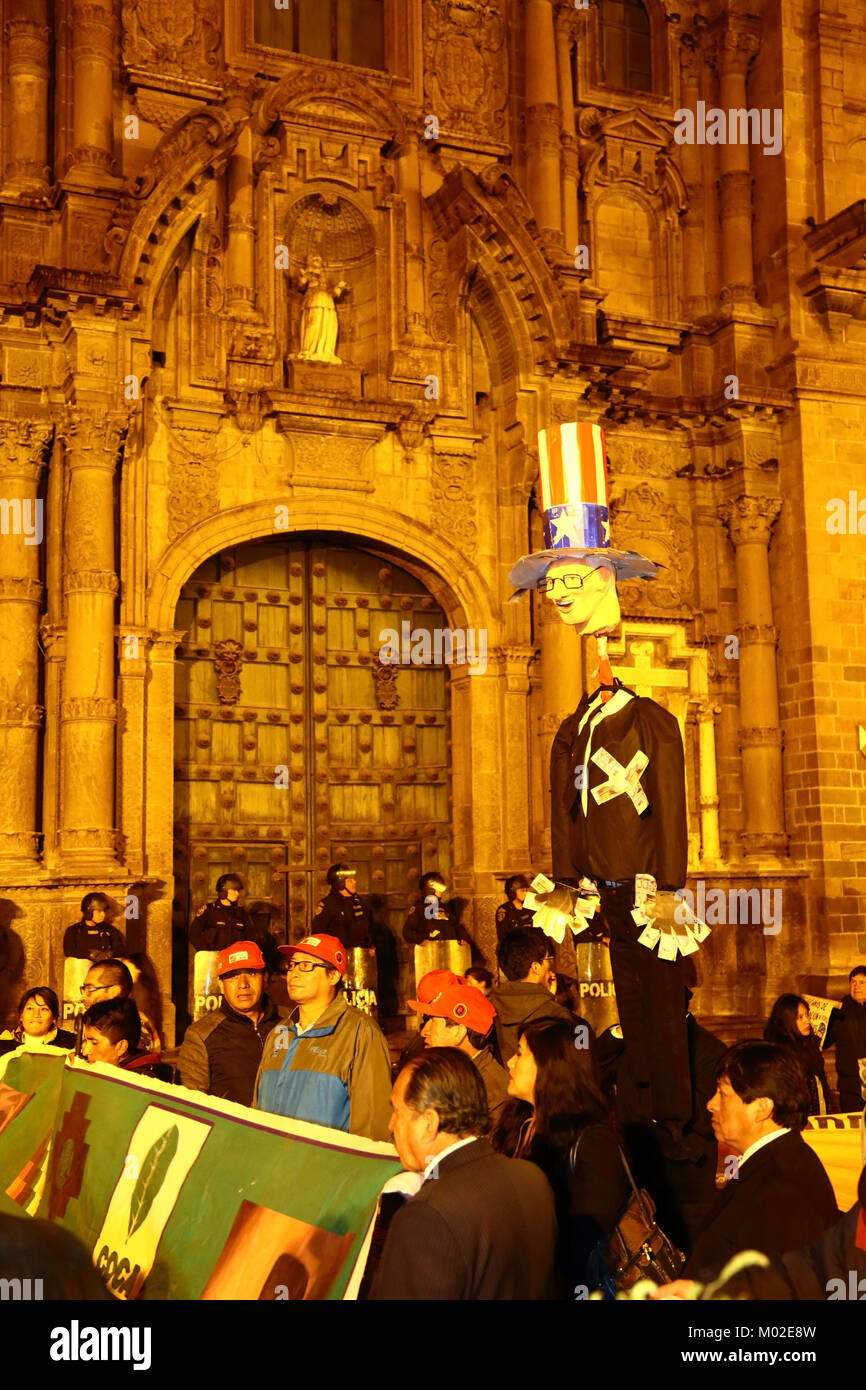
[422,1135,479,1183]
[576,686,634,816]
[738,1126,789,1170]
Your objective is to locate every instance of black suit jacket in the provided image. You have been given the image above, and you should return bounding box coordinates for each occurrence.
[684,1129,839,1281]
[370,1138,557,1300]
[551,689,687,889]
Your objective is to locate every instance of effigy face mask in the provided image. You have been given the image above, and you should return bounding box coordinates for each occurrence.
[541,558,620,635]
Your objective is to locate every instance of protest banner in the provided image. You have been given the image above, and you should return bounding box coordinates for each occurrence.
[802,994,839,1048]
[803,1110,864,1211]
[0,1049,403,1300]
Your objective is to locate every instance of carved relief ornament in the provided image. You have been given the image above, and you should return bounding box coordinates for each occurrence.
[423,0,508,139]
[214,640,244,706]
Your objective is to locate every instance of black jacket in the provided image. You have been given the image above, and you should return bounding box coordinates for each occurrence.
[530,1122,630,1295]
[188,900,281,973]
[178,994,287,1107]
[370,1138,557,1300]
[683,1129,839,1281]
[312,889,371,949]
[495,900,536,943]
[489,979,581,1064]
[828,995,866,1111]
[551,687,687,889]
[402,898,464,945]
[63,921,126,960]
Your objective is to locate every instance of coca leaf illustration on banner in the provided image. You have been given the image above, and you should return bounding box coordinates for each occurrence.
[127,1124,179,1239]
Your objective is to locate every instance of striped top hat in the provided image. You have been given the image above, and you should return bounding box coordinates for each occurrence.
[508,421,660,596]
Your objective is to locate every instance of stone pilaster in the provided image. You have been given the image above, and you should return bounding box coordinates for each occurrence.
[718,494,786,858]
[679,37,710,319]
[525,0,562,243]
[2,0,52,198]
[64,0,116,183]
[0,420,51,868]
[225,120,256,314]
[696,702,722,865]
[57,405,126,871]
[710,18,761,304]
[556,13,579,254]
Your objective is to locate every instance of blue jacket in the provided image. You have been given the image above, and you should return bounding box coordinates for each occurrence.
[254,993,393,1142]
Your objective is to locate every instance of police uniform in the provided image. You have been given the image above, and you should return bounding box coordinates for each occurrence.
[189,900,280,973]
[312,889,371,950]
[402,899,463,946]
[63,921,126,961]
[550,682,691,1123]
[494,899,536,943]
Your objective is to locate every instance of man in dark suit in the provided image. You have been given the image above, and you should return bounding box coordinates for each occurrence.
[675,1041,839,1284]
[370,1048,557,1300]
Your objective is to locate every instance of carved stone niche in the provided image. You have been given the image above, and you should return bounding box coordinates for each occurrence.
[282,192,377,389]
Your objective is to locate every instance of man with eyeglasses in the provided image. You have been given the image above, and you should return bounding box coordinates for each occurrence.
[253,934,392,1141]
[79,959,159,1054]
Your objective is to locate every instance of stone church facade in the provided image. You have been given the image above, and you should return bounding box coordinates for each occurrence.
[0,0,864,1040]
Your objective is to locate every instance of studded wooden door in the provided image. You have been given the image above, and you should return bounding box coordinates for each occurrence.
[173,537,452,1020]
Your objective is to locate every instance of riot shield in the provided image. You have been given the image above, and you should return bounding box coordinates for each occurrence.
[192,950,222,1021]
[344,947,378,1019]
[574,940,619,1035]
[62,957,90,1026]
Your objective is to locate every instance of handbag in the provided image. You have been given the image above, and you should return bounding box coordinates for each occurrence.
[606,1144,685,1290]
[570,1129,685,1294]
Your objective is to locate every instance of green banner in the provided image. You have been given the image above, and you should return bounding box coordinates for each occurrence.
[0,1050,403,1300]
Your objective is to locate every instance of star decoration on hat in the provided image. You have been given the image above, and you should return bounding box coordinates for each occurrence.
[547,512,569,547]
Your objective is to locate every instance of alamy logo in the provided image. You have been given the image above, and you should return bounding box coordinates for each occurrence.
[0,1277,43,1299]
[50,1322,152,1371]
[675,882,782,936]
[378,621,487,672]
[0,497,43,545]
[673,103,782,156]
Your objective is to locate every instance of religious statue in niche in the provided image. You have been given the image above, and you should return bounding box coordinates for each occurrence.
[509,423,710,1135]
[296,255,349,364]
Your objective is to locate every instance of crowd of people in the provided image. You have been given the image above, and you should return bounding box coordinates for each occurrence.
[2,875,864,1300]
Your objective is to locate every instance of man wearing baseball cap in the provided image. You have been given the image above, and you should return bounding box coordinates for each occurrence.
[177,941,288,1107]
[409,979,510,1123]
[254,934,392,1142]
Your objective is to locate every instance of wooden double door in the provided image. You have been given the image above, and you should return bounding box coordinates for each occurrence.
[172,535,452,1018]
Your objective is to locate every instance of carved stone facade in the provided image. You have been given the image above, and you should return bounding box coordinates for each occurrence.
[0,0,863,1038]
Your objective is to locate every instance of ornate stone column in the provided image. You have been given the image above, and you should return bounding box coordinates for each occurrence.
[2,0,52,198]
[696,702,722,865]
[225,119,256,315]
[679,36,709,319]
[525,0,563,242]
[65,0,115,183]
[0,420,51,869]
[398,136,429,342]
[556,14,579,254]
[718,495,786,858]
[712,19,760,303]
[57,406,126,871]
[536,593,585,861]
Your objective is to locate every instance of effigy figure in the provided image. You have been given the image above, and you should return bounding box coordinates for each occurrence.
[510,422,710,1131]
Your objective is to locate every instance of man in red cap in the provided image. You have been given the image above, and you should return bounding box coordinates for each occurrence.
[254,934,392,1142]
[409,979,510,1123]
[177,941,288,1107]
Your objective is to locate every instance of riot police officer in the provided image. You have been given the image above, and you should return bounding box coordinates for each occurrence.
[402,871,464,945]
[189,874,281,973]
[63,892,126,961]
[312,864,372,950]
[494,875,536,943]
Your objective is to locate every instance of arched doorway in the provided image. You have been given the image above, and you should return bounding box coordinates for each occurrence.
[171,533,453,1026]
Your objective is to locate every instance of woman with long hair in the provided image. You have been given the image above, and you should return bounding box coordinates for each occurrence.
[764,993,833,1115]
[0,987,76,1050]
[492,1016,629,1295]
